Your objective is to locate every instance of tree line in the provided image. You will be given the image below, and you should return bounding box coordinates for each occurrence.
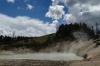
[43,22,100,46]
[0,35,33,44]
[0,22,100,50]
[55,23,95,40]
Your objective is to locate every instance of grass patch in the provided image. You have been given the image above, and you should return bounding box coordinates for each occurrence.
[33,33,56,44]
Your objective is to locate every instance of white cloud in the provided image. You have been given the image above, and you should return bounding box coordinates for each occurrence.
[27,4,34,10]
[64,14,77,24]
[52,0,60,6]
[0,13,57,37]
[48,0,100,27]
[7,0,15,3]
[45,5,65,20]
[50,20,58,27]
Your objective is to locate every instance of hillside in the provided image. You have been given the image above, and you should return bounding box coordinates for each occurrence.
[0,22,100,57]
[0,22,98,51]
[0,38,100,66]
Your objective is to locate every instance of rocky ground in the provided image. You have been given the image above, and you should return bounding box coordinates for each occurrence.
[0,59,68,66]
[68,53,100,66]
[0,58,100,66]
[0,39,100,66]
[0,47,34,55]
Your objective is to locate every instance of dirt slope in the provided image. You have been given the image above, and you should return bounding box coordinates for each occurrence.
[77,39,100,59]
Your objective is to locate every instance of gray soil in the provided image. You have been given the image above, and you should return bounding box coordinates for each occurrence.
[0,59,68,66]
[0,39,100,66]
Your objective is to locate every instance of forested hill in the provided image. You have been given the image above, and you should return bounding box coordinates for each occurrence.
[0,23,100,50]
[56,23,95,40]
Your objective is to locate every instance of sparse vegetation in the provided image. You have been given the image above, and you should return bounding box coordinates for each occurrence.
[0,22,100,50]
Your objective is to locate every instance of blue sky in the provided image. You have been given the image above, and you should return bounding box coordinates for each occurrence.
[0,0,52,22]
[0,0,100,37]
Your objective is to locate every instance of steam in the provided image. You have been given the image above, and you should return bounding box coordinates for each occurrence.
[73,32,88,41]
[0,31,88,61]
[0,53,83,61]
[50,31,88,54]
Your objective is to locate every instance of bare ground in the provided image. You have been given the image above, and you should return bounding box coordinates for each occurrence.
[0,59,68,66]
[0,40,100,66]
[0,59,100,66]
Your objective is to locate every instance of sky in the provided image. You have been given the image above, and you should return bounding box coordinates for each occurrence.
[0,0,100,37]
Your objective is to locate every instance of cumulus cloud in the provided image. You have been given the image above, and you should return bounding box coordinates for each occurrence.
[27,4,34,10]
[7,0,15,3]
[45,5,65,20]
[64,14,76,24]
[0,13,57,37]
[49,0,100,27]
